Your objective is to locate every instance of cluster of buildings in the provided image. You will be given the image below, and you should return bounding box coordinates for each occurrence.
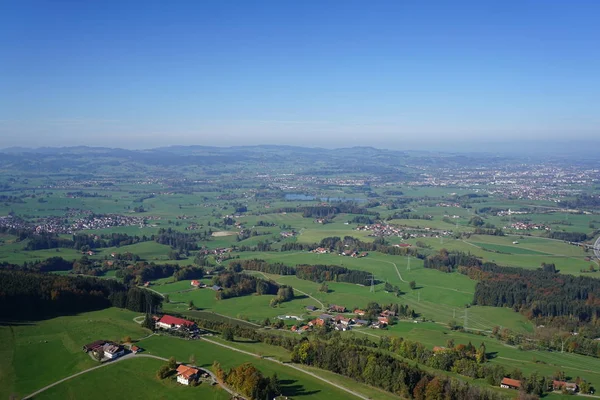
[279,231,296,238]
[340,250,368,258]
[82,340,128,360]
[190,280,222,291]
[356,223,404,237]
[289,305,396,333]
[436,202,461,208]
[0,213,156,235]
[506,222,550,231]
[499,378,579,393]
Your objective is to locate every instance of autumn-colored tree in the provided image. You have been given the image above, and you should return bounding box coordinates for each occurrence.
[413,376,429,400]
[213,361,226,382]
[425,377,443,400]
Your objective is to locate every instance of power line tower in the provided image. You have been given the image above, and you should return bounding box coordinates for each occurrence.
[369,274,376,293]
[464,308,468,330]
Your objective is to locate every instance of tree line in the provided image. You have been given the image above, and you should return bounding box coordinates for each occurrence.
[0,269,162,320]
[211,272,283,300]
[460,263,600,324]
[213,362,281,400]
[21,231,149,251]
[291,339,508,399]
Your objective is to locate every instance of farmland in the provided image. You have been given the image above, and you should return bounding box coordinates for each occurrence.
[1,146,600,399]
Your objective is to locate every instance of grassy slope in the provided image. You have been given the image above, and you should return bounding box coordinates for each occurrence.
[0,308,149,399]
[34,357,230,400]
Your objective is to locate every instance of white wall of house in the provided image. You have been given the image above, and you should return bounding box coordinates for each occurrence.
[177,375,190,385]
[105,350,124,359]
[157,322,178,330]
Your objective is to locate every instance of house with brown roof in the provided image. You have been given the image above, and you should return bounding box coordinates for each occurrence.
[500,377,521,390]
[190,280,200,287]
[354,309,365,316]
[329,305,346,313]
[553,380,578,392]
[83,340,108,352]
[432,346,447,353]
[176,364,199,385]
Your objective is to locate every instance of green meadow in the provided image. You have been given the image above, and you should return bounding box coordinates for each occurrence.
[34,357,230,400]
[0,308,149,400]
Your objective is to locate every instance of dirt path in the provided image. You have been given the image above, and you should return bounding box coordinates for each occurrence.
[200,337,369,399]
[22,353,240,399]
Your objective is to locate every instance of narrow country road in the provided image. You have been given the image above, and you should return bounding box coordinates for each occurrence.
[200,337,370,399]
[291,285,326,309]
[22,353,241,400]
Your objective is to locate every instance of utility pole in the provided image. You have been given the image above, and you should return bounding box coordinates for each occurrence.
[370,274,375,293]
[453,309,456,319]
[407,255,411,271]
[464,308,468,330]
[418,292,420,302]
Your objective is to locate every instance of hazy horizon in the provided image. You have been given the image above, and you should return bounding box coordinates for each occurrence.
[1,1,599,149]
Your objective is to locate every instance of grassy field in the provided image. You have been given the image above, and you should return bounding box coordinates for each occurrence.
[0,308,149,400]
[34,357,230,400]
[139,335,395,400]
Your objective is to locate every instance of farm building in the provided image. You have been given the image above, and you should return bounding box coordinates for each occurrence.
[156,315,196,331]
[500,377,521,390]
[553,381,578,392]
[102,343,124,359]
[176,365,199,385]
[329,305,346,313]
[82,340,108,352]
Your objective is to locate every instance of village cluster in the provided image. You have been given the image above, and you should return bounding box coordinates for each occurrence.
[285,304,397,334]
[0,213,157,234]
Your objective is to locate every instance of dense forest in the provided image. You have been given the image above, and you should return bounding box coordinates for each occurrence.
[228,258,375,285]
[423,249,482,272]
[18,231,149,251]
[461,263,600,323]
[295,264,372,284]
[291,339,511,399]
[117,262,204,285]
[154,228,203,252]
[0,270,162,320]
[316,236,420,257]
[228,259,295,275]
[544,231,589,242]
[211,272,281,300]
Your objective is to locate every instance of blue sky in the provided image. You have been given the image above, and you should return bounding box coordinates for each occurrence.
[1,1,599,149]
